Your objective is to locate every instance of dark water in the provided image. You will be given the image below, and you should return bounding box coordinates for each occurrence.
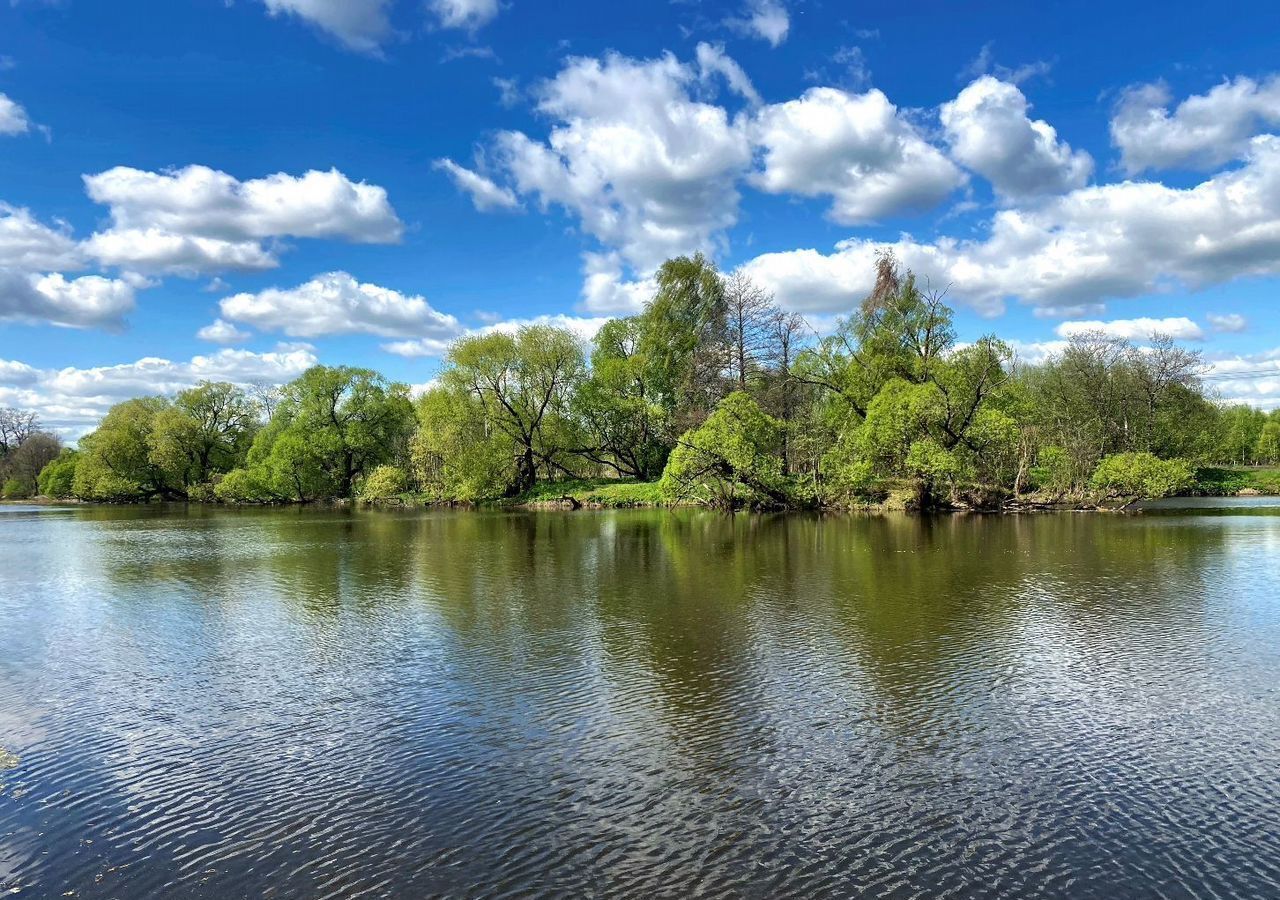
[1,503,1278,899]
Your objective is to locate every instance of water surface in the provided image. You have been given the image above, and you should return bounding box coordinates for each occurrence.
[1,504,1278,898]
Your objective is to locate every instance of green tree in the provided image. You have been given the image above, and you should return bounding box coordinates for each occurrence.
[442,326,585,493]
[222,367,414,501]
[660,392,793,508]
[148,382,258,490]
[4,431,62,496]
[37,449,79,499]
[1089,452,1195,499]
[1218,405,1267,466]
[637,253,728,433]
[359,465,408,501]
[571,318,671,479]
[1257,421,1280,464]
[410,385,516,501]
[74,398,182,501]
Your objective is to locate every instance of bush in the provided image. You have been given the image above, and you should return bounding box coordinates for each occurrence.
[186,481,217,503]
[2,478,31,500]
[359,465,408,502]
[214,468,273,503]
[37,450,79,499]
[1089,452,1195,499]
[659,392,791,508]
[1195,466,1280,496]
[1030,446,1074,494]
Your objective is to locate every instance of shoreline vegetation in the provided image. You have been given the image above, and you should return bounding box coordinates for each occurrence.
[6,254,1280,514]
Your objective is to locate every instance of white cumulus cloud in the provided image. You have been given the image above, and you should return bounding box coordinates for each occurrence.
[0,346,319,438]
[259,0,393,54]
[434,158,521,211]
[0,204,85,271]
[579,252,656,315]
[0,271,137,330]
[739,134,1280,317]
[196,318,252,344]
[1204,348,1280,410]
[1111,76,1280,174]
[218,271,463,342]
[727,0,790,47]
[494,46,755,274]
[1054,317,1205,341]
[429,0,500,30]
[82,165,402,275]
[0,93,31,136]
[752,86,965,223]
[1208,312,1249,334]
[383,312,611,358]
[941,76,1093,201]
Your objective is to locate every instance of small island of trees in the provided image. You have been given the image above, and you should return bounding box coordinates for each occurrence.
[6,254,1280,511]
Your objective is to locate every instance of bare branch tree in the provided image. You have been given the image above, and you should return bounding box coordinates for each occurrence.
[0,407,40,456]
[722,271,777,391]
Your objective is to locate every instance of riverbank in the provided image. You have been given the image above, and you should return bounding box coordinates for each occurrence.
[11,466,1278,512]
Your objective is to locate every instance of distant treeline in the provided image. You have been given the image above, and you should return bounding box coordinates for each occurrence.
[9,254,1280,509]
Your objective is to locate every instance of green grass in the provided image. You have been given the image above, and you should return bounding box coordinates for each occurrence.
[503,478,666,508]
[1193,467,1280,496]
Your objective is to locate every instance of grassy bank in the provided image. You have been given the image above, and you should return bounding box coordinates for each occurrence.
[1194,467,1280,496]
[500,478,668,509]
[21,469,1279,512]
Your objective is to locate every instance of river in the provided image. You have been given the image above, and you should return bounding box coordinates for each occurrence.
[1,502,1278,898]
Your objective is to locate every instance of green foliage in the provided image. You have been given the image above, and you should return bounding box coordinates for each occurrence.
[1024,333,1210,484]
[963,407,1020,486]
[1217,405,1269,465]
[2,478,29,499]
[214,467,275,503]
[1257,421,1280,464]
[411,385,516,502]
[508,478,665,508]
[1029,446,1074,495]
[223,366,415,501]
[443,327,585,494]
[905,438,963,484]
[573,317,672,479]
[186,482,217,503]
[359,465,408,501]
[37,450,79,499]
[856,379,946,476]
[1193,467,1280,496]
[15,255,1257,511]
[638,253,727,431]
[148,382,258,489]
[660,392,793,508]
[1089,452,1195,499]
[74,397,176,501]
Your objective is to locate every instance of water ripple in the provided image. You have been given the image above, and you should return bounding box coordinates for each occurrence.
[0,506,1278,898]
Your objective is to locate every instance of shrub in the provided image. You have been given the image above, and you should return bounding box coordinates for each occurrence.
[659,392,791,508]
[37,450,79,499]
[1030,446,1075,494]
[214,468,273,503]
[1089,452,1195,499]
[2,478,30,500]
[186,481,217,503]
[359,465,408,502]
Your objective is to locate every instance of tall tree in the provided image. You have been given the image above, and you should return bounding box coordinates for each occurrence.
[722,271,776,391]
[74,398,182,501]
[443,326,585,493]
[571,317,671,479]
[148,381,258,488]
[0,407,39,457]
[638,253,729,433]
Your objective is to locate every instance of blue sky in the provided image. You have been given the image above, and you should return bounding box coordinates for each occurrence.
[3,0,1280,436]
